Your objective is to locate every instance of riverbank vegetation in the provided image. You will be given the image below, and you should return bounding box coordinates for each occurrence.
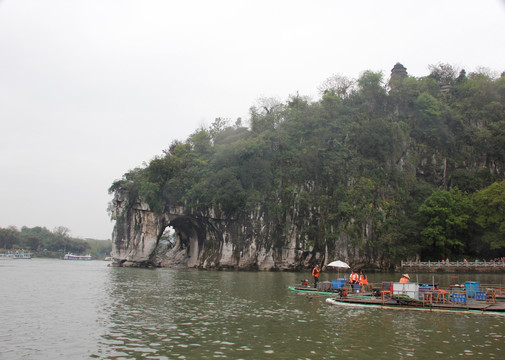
[110,63,505,264]
[0,226,111,258]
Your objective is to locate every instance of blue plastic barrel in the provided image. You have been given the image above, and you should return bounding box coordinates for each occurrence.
[465,281,480,297]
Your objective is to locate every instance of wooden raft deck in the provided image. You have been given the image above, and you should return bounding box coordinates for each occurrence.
[327,296,505,315]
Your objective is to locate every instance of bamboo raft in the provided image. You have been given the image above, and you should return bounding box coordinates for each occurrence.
[325,295,505,315]
[290,281,505,315]
[288,286,345,295]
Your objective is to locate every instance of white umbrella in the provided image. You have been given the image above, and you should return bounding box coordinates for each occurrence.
[327,260,350,269]
[327,260,350,279]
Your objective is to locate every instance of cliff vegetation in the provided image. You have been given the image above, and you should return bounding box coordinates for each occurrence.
[110,63,505,267]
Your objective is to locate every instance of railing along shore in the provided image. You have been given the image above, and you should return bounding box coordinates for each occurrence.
[401,260,505,268]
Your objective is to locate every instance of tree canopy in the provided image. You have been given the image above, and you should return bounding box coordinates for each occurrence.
[0,226,111,258]
[110,64,505,263]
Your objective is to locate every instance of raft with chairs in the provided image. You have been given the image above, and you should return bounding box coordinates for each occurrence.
[325,281,505,316]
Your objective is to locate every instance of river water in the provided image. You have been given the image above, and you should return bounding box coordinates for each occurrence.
[1,259,504,359]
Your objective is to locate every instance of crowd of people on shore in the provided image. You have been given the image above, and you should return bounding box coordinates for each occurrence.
[440,257,505,264]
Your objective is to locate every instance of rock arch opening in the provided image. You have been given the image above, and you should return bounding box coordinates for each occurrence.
[155,215,204,267]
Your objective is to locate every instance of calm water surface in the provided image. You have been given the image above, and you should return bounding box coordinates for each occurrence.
[1,259,505,359]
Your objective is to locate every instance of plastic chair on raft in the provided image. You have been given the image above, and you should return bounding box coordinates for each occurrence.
[486,289,497,304]
[380,281,393,301]
[435,289,449,303]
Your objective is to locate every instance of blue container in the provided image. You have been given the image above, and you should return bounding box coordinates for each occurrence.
[465,281,480,297]
[452,293,466,304]
[420,284,436,290]
[419,285,431,293]
[332,280,346,289]
[475,291,487,301]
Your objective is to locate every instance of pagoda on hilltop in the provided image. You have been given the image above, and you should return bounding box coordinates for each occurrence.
[389,62,408,90]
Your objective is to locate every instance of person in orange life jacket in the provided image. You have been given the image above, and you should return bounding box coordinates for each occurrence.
[349,270,359,289]
[400,274,410,283]
[312,265,321,288]
[359,271,368,285]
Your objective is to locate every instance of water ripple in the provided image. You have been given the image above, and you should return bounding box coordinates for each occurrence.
[2,261,505,359]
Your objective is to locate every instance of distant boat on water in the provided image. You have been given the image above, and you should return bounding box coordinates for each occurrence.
[63,253,92,261]
[0,252,32,259]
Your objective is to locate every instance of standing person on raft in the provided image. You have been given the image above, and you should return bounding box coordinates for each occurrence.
[312,265,321,288]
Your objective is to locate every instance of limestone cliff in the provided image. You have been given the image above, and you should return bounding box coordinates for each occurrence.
[110,190,370,270]
[109,144,490,271]
[109,64,505,269]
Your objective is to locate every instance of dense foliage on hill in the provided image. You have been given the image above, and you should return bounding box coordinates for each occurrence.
[110,64,505,262]
[0,226,111,258]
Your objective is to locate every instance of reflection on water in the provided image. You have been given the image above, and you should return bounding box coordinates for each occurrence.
[0,259,107,359]
[1,260,504,359]
[95,269,505,360]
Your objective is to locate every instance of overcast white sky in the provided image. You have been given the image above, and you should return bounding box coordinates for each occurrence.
[1,0,504,240]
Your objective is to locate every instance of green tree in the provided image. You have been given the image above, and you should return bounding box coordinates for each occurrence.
[413,92,443,144]
[20,235,41,250]
[473,180,505,249]
[0,227,21,249]
[355,70,388,115]
[418,188,474,258]
[108,63,505,267]
[428,62,459,87]
[318,74,355,99]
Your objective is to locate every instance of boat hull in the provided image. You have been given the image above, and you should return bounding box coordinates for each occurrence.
[325,297,505,316]
[288,286,337,295]
[63,254,92,260]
